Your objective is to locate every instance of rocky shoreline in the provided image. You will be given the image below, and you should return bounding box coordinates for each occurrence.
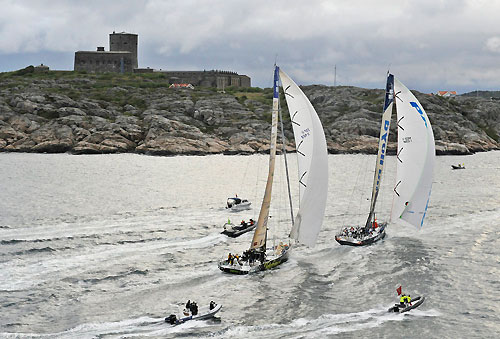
[0,71,498,156]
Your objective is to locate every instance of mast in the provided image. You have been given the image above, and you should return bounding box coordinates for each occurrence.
[250,65,280,250]
[365,73,394,229]
[334,64,337,87]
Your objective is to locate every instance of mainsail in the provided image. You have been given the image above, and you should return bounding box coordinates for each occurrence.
[280,69,329,247]
[250,66,280,250]
[366,74,394,227]
[391,77,435,228]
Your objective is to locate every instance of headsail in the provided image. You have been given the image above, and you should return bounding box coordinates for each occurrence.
[250,66,280,250]
[391,77,435,228]
[366,74,394,227]
[280,69,328,247]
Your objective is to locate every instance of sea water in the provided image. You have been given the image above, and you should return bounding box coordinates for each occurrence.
[0,152,499,338]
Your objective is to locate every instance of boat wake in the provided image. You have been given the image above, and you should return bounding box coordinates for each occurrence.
[217,306,440,338]
[0,306,440,338]
[0,232,227,291]
[0,315,213,339]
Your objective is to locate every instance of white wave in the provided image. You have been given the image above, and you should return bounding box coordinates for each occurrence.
[0,232,227,291]
[0,314,213,339]
[212,306,440,339]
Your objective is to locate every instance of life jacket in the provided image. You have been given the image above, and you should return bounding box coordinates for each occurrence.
[400,295,406,303]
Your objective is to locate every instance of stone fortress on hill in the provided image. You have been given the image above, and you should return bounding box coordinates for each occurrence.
[74,32,250,89]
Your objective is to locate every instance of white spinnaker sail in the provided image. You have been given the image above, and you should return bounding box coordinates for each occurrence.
[279,69,328,247]
[391,77,435,228]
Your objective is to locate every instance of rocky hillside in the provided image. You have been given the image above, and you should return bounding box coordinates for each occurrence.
[0,69,498,155]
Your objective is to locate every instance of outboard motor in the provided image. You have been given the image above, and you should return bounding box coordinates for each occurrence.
[165,314,177,324]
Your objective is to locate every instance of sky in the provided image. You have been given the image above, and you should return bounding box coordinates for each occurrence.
[1,0,500,93]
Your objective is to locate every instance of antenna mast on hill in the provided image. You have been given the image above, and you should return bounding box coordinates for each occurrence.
[334,64,337,87]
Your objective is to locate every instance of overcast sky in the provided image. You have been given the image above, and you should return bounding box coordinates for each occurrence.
[1,0,500,93]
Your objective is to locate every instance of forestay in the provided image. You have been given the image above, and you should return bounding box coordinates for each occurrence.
[280,69,328,247]
[391,77,435,228]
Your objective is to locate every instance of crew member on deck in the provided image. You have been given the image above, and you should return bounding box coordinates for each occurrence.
[190,302,198,315]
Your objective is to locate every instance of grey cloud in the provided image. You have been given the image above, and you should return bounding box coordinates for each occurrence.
[1,0,500,93]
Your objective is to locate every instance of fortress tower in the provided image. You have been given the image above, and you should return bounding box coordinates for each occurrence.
[74,31,138,73]
[109,32,138,69]
[73,32,250,87]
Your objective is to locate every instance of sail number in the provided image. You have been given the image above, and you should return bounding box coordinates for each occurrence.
[300,128,311,139]
[403,136,412,143]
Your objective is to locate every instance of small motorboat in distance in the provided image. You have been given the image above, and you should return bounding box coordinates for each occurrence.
[451,163,465,170]
[165,300,222,325]
[388,296,425,313]
[226,197,251,211]
[221,219,256,238]
[388,286,425,313]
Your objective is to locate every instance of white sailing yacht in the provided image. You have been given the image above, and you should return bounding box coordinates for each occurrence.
[218,65,328,274]
[336,74,435,246]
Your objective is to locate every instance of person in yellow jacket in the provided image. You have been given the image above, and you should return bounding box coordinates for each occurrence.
[400,294,412,306]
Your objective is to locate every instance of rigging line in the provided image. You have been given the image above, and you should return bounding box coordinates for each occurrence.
[278,93,295,228]
[358,154,371,226]
[253,154,262,220]
[344,155,365,227]
[240,153,252,194]
[361,153,372,226]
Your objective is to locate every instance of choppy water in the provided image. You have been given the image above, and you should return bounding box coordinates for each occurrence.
[0,152,499,338]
